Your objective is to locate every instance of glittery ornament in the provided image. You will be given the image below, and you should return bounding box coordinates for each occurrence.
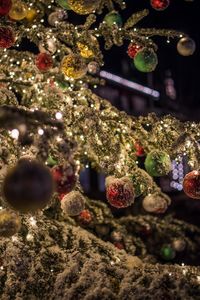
[183,170,200,199]
[48,9,68,27]
[160,244,176,261]
[3,160,54,213]
[77,209,92,225]
[130,168,153,197]
[0,0,12,16]
[0,210,21,237]
[88,61,100,75]
[134,142,145,157]
[35,53,53,72]
[127,43,142,59]
[57,0,71,10]
[104,11,123,27]
[106,176,135,209]
[0,26,15,48]
[145,150,171,177]
[9,1,28,21]
[39,38,57,54]
[134,48,158,73]
[25,8,37,22]
[172,239,186,252]
[142,192,171,213]
[51,164,76,195]
[61,54,87,79]
[177,37,196,56]
[150,0,170,11]
[68,0,100,15]
[61,191,85,216]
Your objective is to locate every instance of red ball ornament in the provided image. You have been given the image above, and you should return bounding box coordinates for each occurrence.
[77,209,92,225]
[127,43,142,59]
[0,0,12,16]
[113,242,124,250]
[183,170,200,199]
[150,0,170,11]
[35,53,53,72]
[106,176,135,209]
[51,164,76,195]
[0,26,15,48]
[134,142,145,157]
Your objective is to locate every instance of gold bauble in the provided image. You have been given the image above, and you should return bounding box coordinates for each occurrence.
[68,0,100,15]
[77,42,94,59]
[0,210,21,238]
[77,36,98,59]
[25,8,37,22]
[9,1,28,21]
[61,54,87,79]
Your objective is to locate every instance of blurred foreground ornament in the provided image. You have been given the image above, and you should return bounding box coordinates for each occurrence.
[177,37,196,56]
[160,244,176,261]
[142,191,171,213]
[3,160,54,213]
[106,176,135,208]
[150,0,170,11]
[0,0,12,16]
[127,43,143,59]
[61,54,87,79]
[68,0,100,15]
[134,48,158,73]
[35,53,53,72]
[51,164,76,195]
[183,170,200,199]
[0,210,21,237]
[61,191,85,216]
[145,150,171,177]
[104,11,123,27]
[8,0,28,21]
[0,26,15,48]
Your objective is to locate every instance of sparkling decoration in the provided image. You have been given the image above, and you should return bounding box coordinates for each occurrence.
[77,42,95,59]
[183,170,200,199]
[145,150,171,177]
[142,192,171,213]
[134,48,158,73]
[48,9,68,27]
[0,0,12,16]
[3,159,54,213]
[104,11,123,27]
[150,0,170,11]
[35,53,53,72]
[127,43,143,59]
[106,176,135,208]
[77,209,92,225]
[25,8,37,22]
[134,142,145,157]
[130,168,153,197]
[0,210,21,238]
[177,37,196,56]
[8,0,28,21]
[68,0,100,15]
[61,191,85,216]
[61,54,87,79]
[57,0,71,10]
[39,38,57,54]
[172,239,186,252]
[51,164,76,195]
[160,244,176,261]
[0,26,15,48]
[87,61,100,75]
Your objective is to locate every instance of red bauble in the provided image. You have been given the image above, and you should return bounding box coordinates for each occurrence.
[127,43,142,59]
[35,53,53,72]
[0,0,12,16]
[183,170,200,199]
[114,242,124,250]
[150,0,170,11]
[0,26,15,48]
[77,209,92,225]
[134,142,145,157]
[106,176,135,209]
[51,165,76,195]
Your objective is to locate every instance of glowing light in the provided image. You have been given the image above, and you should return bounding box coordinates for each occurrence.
[55,112,63,120]
[10,129,19,139]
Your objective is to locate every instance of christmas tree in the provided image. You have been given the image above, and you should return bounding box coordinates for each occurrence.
[0,0,200,298]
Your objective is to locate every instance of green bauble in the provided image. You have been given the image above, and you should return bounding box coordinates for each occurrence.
[104,11,123,27]
[134,48,158,73]
[57,0,71,9]
[130,168,153,197]
[46,155,58,167]
[160,245,176,261]
[56,79,70,90]
[145,150,171,177]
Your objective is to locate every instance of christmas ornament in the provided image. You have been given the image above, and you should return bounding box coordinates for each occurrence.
[25,8,37,22]
[130,168,153,197]
[56,79,70,90]
[114,242,124,250]
[0,26,15,48]
[39,38,57,54]
[127,43,142,59]
[77,209,92,225]
[106,176,135,209]
[0,0,12,16]
[8,1,28,21]
[172,239,186,252]
[134,48,158,73]
[177,37,196,56]
[150,0,170,11]
[0,210,21,238]
[110,231,123,242]
[88,61,100,75]
[104,11,123,27]
[160,244,176,261]
[61,54,87,79]
[35,53,53,72]
[183,170,200,199]
[3,159,54,213]
[61,191,85,216]
[51,164,76,195]
[48,9,68,27]
[57,0,71,10]
[46,155,58,168]
[68,0,100,15]
[134,142,145,157]
[142,192,171,213]
[145,150,171,177]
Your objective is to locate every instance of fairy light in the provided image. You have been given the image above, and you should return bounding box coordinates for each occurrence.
[55,112,63,120]
[10,129,19,140]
